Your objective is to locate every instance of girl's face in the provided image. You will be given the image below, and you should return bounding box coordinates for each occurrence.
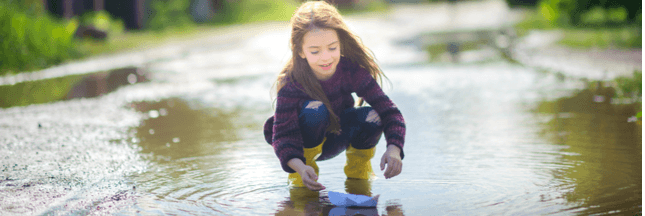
[299,28,341,81]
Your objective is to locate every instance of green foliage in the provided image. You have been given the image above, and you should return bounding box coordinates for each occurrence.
[514,8,556,36]
[337,0,389,15]
[79,11,125,37]
[4,0,46,15]
[614,70,642,100]
[505,0,540,7]
[212,0,298,24]
[558,27,641,49]
[0,2,80,75]
[147,0,193,31]
[538,0,642,26]
[515,9,641,49]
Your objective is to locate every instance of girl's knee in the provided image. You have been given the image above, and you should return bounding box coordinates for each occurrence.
[365,109,381,126]
[300,100,329,125]
[356,107,381,127]
[304,101,325,111]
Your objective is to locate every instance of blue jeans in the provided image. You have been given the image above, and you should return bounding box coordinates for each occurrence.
[299,100,383,161]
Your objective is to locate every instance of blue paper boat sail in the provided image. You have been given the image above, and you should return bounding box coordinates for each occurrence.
[328,191,378,207]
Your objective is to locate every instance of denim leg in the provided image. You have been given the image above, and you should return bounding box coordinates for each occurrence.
[346,107,383,150]
[318,106,384,160]
[298,100,329,149]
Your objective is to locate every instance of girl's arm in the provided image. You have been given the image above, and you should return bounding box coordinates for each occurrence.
[271,86,308,173]
[351,67,405,179]
[352,68,406,160]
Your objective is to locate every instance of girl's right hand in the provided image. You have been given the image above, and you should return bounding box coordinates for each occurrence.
[298,166,326,191]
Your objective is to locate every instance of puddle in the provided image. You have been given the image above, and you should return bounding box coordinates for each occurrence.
[129,98,244,161]
[0,67,147,108]
[534,84,641,215]
[0,2,640,215]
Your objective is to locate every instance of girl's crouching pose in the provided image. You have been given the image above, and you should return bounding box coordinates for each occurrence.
[263,1,406,191]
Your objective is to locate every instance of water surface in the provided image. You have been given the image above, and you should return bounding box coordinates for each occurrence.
[0,3,641,215]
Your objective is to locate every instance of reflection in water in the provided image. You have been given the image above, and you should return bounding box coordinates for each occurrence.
[124,97,286,215]
[130,97,241,160]
[345,179,373,197]
[67,67,148,99]
[0,67,147,108]
[275,179,405,215]
[536,83,641,215]
[276,188,325,216]
[112,65,641,215]
[126,95,406,215]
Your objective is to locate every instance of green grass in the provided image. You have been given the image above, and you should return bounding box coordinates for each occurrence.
[77,24,225,56]
[613,70,642,100]
[4,0,393,75]
[80,0,299,57]
[514,9,642,49]
[73,0,388,61]
[558,27,641,49]
[337,0,390,15]
[223,0,298,23]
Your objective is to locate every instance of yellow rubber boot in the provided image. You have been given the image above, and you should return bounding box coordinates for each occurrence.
[344,145,376,180]
[288,137,325,187]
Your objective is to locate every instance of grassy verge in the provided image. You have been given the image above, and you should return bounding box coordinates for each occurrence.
[514,9,642,49]
[79,0,300,57]
[337,0,390,15]
[514,9,641,123]
[557,27,641,49]
[609,70,640,123]
[77,24,227,56]
[30,0,390,69]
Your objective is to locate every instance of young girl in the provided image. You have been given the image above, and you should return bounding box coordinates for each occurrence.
[263,1,405,191]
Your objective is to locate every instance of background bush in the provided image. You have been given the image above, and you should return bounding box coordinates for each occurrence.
[147,0,193,31]
[537,0,641,26]
[0,1,80,75]
[79,10,125,37]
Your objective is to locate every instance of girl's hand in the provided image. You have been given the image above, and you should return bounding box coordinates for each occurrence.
[297,166,326,191]
[380,145,402,179]
[288,158,326,191]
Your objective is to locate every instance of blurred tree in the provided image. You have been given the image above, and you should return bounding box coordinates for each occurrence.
[104,0,146,30]
[505,0,540,7]
[540,0,641,25]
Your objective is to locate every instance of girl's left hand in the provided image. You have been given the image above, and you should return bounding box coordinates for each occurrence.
[380,145,402,179]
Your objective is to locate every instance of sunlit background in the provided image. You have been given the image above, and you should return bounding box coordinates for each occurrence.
[0,0,641,215]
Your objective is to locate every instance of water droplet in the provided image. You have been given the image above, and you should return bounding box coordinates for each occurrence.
[172,137,180,143]
[159,108,168,116]
[165,143,170,147]
[148,110,160,118]
[593,95,605,103]
[148,129,155,135]
[127,73,137,84]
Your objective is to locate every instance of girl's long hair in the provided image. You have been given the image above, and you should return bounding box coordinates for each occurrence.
[273,1,387,133]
